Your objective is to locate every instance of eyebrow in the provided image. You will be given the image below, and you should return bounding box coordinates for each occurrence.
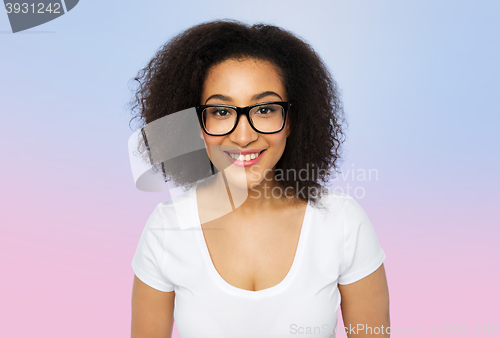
[204,91,283,104]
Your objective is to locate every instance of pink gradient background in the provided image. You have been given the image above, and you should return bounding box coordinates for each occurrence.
[1,0,499,337]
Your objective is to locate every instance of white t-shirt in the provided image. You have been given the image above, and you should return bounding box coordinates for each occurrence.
[131,184,386,338]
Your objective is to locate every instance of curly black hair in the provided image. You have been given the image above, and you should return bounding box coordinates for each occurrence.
[128,19,347,205]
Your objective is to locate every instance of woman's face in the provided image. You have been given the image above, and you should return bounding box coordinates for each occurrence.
[200,57,290,191]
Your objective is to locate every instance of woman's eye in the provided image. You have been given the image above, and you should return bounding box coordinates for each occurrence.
[215,109,229,116]
[257,107,271,114]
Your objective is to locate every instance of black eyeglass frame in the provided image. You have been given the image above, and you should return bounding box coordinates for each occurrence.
[195,101,291,136]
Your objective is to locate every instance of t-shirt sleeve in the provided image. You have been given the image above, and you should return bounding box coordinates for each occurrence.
[131,205,175,292]
[338,195,386,285]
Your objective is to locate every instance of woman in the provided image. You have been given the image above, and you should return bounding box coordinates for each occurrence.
[129,19,390,338]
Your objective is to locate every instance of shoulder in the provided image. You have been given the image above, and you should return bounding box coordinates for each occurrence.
[310,187,353,214]
[300,188,353,235]
[152,186,199,230]
[307,188,373,234]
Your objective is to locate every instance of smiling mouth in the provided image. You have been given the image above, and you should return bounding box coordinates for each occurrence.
[224,150,266,162]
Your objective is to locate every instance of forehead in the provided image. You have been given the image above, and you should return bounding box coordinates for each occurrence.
[201,58,286,103]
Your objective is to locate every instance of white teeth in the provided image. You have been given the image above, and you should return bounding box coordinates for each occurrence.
[228,152,261,161]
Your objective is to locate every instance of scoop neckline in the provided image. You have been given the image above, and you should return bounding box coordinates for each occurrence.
[191,185,311,298]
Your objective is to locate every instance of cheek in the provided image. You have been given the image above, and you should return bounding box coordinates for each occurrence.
[272,131,288,147]
[267,134,288,158]
[202,134,221,147]
[202,134,225,159]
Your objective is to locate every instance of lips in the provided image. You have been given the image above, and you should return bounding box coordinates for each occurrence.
[224,149,266,155]
[223,149,266,167]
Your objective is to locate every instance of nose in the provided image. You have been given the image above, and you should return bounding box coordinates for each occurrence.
[228,115,258,147]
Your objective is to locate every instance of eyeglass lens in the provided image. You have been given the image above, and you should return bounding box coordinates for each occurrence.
[202,104,285,135]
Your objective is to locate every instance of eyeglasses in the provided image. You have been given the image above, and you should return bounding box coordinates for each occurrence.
[195,101,291,136]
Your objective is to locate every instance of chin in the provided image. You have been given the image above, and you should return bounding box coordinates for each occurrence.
[221,166,263,191]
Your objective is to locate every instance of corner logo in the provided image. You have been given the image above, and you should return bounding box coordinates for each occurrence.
[4,0,79,33]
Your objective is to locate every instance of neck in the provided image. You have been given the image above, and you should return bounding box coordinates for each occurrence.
[199,169,291,214]
[219,169,287,212]
[196,169,309,225]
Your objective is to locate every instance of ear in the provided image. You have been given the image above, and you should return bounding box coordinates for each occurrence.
[285,119,291,138]
[200,129,204,140]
